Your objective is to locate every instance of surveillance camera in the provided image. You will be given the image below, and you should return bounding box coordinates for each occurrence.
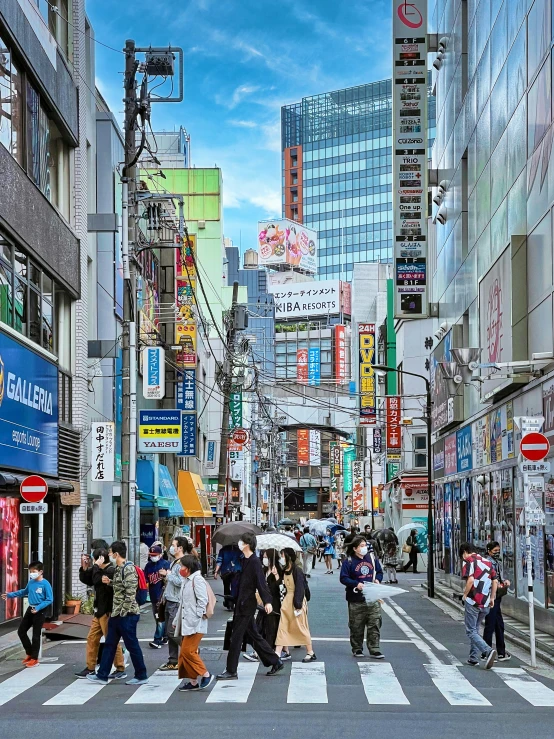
[438,37,449,52]
[433,192,443,206]
[440,321,450,332]
[436,204,447,225]
[433,55,443,71]
[434,328,444,340]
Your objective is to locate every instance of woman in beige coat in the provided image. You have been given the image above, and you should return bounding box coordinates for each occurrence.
[274,548,316,662]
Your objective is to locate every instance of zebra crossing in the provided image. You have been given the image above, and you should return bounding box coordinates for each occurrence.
[1,661,554,709]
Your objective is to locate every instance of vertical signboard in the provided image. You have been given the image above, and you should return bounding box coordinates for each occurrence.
[386,396,402,457]
[91,422,115,482]
[205,440,217,469]
[334,325,347,382]
[352,460,365,512]
[456,425,473,473]
[444,433,457,476]
[297,348,308,384]
[359,323,377,425]
[393,0,429,318]
[373,427,383,454]
[309,429,321,465]
[343,446,356,496]
[298,429,310,466]
[179,412,197,457]
[308,347,321,387]
[176,369,196,412]
[229,389,242,428]
[330,441,341,505]
[142,347,165,400]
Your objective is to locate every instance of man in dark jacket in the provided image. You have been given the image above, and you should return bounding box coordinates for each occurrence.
[144,544,170,649]
[217,532,283,680]
[74,547,126,679]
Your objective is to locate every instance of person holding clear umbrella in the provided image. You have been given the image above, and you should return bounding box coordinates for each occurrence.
[274,548,316,663]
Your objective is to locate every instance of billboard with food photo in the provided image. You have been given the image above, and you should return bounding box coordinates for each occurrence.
[257,218,317,273]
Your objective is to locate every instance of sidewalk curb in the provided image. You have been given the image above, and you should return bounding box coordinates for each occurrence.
[428,582,554,668]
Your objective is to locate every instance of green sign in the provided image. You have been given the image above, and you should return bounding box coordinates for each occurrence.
[343,446,356,494]
[387,462,400,482]
[229,388,242,428]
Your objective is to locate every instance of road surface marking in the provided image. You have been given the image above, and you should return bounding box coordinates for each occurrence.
[424,664,490,705]
[381,602,441,664]
[206,662,258,703]
[388,602,461,665]
[494,667,554,706]
[287,662,327,703]
[0,665,62,706]
[359,663,410,705]
[125,671,181,704]
[44,676,110,705]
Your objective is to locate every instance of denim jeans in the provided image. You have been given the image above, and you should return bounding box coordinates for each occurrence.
[151,603,165,644]
[464,601,491,661]
[97,614,147,680]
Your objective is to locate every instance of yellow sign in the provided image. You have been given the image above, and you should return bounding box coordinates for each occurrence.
[175,322,197,367]
[176,233,196,278]
[139,425,181,438]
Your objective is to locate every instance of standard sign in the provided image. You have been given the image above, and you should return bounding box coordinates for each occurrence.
[20,502,48,514]
[392,0,429,319]
[138,410,182,453]
[520,432,550,461]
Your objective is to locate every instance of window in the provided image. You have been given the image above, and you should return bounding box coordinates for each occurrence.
[413,434,427,469]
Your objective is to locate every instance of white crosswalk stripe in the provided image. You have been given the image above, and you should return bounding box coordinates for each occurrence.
[125,671,181,704]
[205,662,258,703]
[287,662,328,703]
[359,662,410,705]
[0,665,62,706]
[494,668,554,706]
[424,664,491,706]
[44,677,109,705]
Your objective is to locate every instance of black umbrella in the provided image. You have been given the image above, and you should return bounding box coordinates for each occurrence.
[212,522,262,547]
[278,518,295,526]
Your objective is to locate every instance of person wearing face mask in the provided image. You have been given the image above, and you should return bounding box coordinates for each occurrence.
[158,536,191,671]
[323,528,336,574]
[483,541,511,662]
[2,561,53,668]
[274,548,316,663]
[144,545,170,650]
[244,549,284,662]
[340,536,385,659]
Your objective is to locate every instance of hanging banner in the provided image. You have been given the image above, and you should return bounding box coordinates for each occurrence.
[386,396,401,457]
[359,323,376,424]
[176,369,196,412]
[309,429,321,465]
[178,412,197,457]
[334,325,347,382]
[308,347,321,387]
[352,460,365,512]
[175,323,197,367]
[373,427,383,454]
[343,446,356,495]
[142,346,165,400]
[298,429,310,466]
[297,349,308,384]
[229,389,243,429]
[393,0,429,318]
[91,422,115,482]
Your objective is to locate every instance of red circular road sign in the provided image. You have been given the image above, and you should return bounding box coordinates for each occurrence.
[20,475,48,503]
[520,432,550,462]
[231,428,249,445]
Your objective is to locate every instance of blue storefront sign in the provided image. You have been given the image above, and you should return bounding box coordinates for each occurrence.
[0,331,58,476]
[456,425,473,473]
[176,369,196,412]
[308,347,320,387]
[178,412,197,457]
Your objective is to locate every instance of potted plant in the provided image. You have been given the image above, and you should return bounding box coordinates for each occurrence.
[80,593,94,615]
[64,593,82,615]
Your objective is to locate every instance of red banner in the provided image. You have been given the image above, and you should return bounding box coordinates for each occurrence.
[335,325,346,382]
[297,348,308,384]
[297,429,309,466]
[386,396,401,451]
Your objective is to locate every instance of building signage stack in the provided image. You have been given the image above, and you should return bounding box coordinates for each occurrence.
[386,396,401,460]
[392,0,429,318]
[175,233,197,368]
[138,410,183,453]
[359,323,376,424]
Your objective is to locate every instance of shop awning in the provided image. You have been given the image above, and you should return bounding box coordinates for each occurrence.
[136,460,184,518]
[177,470,213,517]
[0,472,74,493]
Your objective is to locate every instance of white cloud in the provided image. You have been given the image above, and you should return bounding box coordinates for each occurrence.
[228,119,258,128]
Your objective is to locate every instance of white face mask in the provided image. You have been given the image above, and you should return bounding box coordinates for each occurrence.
[279,557,286,567]
[262,557,269,567]
[359,546,368,557]
[237,540,245,551]
[109,556,117,565]
[169,545,176,556]
[29,571,40,580]
[150,555,161,563]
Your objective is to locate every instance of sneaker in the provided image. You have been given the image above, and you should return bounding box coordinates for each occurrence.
[352,649,364,658]
[266,660,284,676]
[178,680,199,691]
[485,649,497,670]
[108,670,128,680]
[370,651,385,660]
[25,659,39,668]
[302,653,317,663]
[22,655,32,665]
[480,652,487,660]
[497,652,512,662]
[159,663,178,671]
[467,659,479,666]
[216,670,238,680]
[86,673,108,685]
[75,668,95,679]
[242,652,259,662]
[199,674,215,690]
[149,641,163,649]
[161,638,169,645]
[280,651,292,661]
[126,677,149,685]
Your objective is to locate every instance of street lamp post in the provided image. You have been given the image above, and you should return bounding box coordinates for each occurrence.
[373,364,434,598]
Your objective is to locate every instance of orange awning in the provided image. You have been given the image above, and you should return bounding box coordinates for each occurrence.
[177,471,213,517]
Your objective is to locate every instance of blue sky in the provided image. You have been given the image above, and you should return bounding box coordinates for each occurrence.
[88,0,391,251]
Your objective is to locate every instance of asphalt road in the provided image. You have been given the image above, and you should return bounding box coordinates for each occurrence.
[1,562,554,739]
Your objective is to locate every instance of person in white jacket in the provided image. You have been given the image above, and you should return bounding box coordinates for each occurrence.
[173,554,214,692]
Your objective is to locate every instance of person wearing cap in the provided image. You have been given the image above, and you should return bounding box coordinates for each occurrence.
[144,544,170,649]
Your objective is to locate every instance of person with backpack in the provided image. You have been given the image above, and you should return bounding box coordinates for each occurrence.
[87,540,148,686]
[340,535,385,659]
[214,543,242,610]
[274,548,316,663]
[299,528,317,577]
[173,554,215,692]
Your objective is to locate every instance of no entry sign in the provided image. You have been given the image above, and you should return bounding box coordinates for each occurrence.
[20,475,48,503]
[520,432,550,462]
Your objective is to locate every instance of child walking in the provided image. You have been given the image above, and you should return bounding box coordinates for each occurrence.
[2,560,53,667]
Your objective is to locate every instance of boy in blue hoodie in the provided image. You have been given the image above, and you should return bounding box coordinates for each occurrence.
[144,544,170,649]
[2,560,53,667]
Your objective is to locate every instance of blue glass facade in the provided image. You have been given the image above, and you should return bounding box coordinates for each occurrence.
[282,80,436,280]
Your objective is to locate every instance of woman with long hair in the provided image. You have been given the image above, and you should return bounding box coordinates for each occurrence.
[274,548,316,663]
[323,528,336,574]
[243,548,284,662]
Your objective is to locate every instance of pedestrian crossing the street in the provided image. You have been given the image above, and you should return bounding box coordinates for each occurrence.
[1,661,554,710]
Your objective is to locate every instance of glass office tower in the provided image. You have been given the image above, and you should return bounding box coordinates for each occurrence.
[282,80,436,280]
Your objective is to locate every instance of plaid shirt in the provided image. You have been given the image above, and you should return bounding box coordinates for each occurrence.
[462,554,497,608]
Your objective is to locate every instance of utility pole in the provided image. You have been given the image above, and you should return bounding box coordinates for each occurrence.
[217,281,239,522]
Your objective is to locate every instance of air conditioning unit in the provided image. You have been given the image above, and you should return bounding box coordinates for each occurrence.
[198,220,206,229]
